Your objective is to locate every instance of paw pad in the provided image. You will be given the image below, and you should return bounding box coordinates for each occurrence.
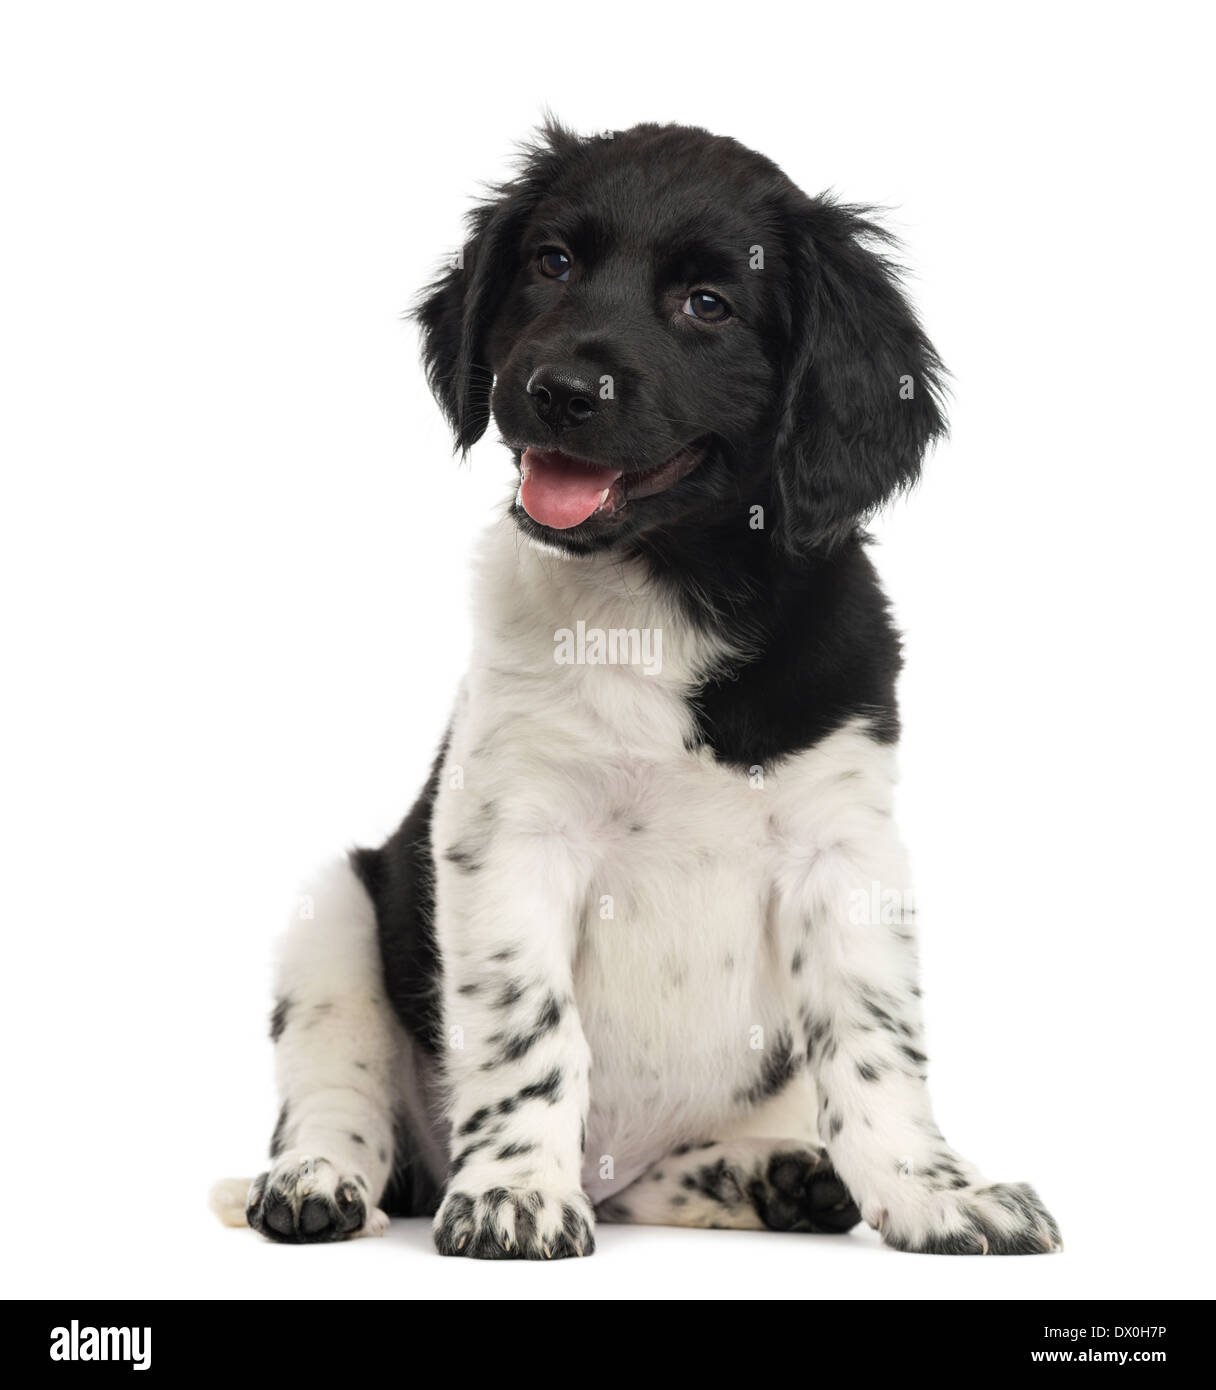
[247,1156,373,1244]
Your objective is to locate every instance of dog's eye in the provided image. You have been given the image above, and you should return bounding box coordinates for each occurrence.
[538,247,572,281]
[682,291,731,322]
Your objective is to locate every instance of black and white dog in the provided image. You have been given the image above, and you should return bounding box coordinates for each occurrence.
[214,122,1060,1258]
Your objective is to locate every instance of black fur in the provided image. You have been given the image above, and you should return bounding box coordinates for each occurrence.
[380,1115,444,1219]
[734,1027,802,1107]
[415,119,945,769]
[350,737,448,1055]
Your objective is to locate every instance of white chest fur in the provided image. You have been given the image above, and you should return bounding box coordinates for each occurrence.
[433,521,901,1194]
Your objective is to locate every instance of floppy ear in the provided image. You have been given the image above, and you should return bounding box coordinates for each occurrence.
[773,198,947,552]
[414,123,581,452]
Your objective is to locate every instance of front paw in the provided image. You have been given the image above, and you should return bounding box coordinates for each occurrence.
[247,1152,386,1244]
[433,1185,596,1260]
[871,1180,1061,1255]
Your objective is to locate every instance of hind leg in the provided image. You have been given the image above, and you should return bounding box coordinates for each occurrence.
[595,1074,860,1233]
[245,857,437,1243]
[597,1138,859,1233]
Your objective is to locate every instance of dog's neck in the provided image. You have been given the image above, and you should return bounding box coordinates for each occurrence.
[473,516,739,691]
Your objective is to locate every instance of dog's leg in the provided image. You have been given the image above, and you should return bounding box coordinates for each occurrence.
[596,1073,858,1233]
[597,1137,859,1232]
[782,742,1061,1254]
[430,805,594,1259]
[242,857,426,1243]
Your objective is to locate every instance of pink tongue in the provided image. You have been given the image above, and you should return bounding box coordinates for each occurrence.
[519,448,622,529]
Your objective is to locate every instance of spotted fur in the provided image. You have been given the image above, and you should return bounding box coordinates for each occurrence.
[214,121,1059,1260]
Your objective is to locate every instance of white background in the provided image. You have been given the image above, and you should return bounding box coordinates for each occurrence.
[2,1,1213,1301]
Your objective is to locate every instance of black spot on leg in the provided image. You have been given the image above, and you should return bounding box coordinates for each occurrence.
[497,979,525,1008]
[790,950,804,975]
[672,1140,717,1156]
[488,992,565,1067]
[269,997,291,1043]
[456,981,480,996]
[734,1028,802,1106]
[495,1141,535,1160]
[857,1060,884,1082]
[449,1139,488,1176]
[688,1158,747,1208]
[350,1132,366,1147]
[459,1106,492,1136]
[378,1147,388,1163]
[443,844,482,873]
[863,998,897,1030]
[517,1067,563,1105]
[805,1018,831,1059]
[900,1044,928,1065]
[828,1113,844,1139]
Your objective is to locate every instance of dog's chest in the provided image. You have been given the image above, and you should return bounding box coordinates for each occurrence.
[454,662,801,1183]
[569,744,797,1164]
[450,528,871,1185]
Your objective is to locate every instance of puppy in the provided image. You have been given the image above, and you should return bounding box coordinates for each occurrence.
[214,121,1060,1258]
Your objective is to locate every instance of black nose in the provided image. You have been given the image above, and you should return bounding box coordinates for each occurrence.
[527,365,602,428]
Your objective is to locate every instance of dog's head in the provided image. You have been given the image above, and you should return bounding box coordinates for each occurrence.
[417,122,945,558]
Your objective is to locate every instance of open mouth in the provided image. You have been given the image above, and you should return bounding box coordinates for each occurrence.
[516,440,706,530]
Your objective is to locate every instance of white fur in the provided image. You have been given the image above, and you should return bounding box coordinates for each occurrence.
[233,516,1058,1256]
[429,520,1056,1252]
